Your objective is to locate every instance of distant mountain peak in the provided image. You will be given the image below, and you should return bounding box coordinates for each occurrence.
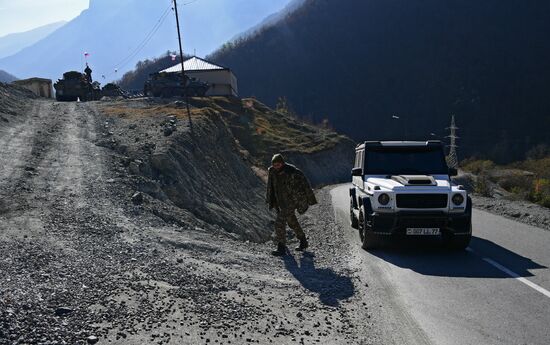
[0,21,67,59]
[0,0,294,82]
[0,69,18,83]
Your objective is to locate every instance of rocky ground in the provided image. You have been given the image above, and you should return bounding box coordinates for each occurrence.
[472,196,550,231]
[0,96,378,345]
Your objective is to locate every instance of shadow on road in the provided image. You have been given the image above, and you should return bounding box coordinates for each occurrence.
[367,236,546,278]
[283,252,354,307]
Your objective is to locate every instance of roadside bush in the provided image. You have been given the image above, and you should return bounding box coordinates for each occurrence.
[475,174,493,197]
[459,156,550,208]
[461,158,495,175]
[498,174,534,192]
[530,178,550,208]
[511,157,550,179]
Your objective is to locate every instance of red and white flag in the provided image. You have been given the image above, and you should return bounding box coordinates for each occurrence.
[84,52,90,58]
[170,53,177,61]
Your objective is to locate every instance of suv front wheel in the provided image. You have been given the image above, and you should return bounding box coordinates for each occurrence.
[359,206,381,250]
[448,234,472,250]
[350,197,359,229]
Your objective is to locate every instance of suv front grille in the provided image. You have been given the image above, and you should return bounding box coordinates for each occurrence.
[396,194,448,208]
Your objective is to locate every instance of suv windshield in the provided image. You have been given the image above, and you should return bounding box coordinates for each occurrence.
[364,147,449,175]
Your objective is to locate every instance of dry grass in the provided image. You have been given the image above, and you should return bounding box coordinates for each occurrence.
[100,103,206,120]
[189,97,351,163]
[99,96,352,167]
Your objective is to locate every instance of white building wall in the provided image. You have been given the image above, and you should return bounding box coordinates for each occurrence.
[187,70,238,97]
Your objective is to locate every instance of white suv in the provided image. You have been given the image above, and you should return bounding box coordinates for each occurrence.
[349,141,472,250]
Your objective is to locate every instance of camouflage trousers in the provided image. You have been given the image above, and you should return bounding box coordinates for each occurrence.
[274,208,305,244]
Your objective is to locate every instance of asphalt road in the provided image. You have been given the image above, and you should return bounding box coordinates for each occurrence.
[330,184,550,345]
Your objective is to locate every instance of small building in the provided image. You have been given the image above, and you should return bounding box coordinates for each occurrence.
[12,78,53,98]
[161,56,238,97]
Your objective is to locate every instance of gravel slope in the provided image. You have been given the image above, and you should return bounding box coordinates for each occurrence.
[0,82,35,126]
[0,99,382,345]
[472,196,550,231]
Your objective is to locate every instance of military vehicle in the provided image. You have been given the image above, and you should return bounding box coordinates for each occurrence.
[54,71,101,102]
[144,72,209,98]
[102,83,128,98]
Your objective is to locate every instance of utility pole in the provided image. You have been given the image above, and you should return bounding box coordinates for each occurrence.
[173,0,193,128]
[173,0,186,82]
[446,115,459,168]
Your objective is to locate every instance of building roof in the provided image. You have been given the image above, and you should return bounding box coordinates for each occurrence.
[161,56,228,73]
[13,77,52,84]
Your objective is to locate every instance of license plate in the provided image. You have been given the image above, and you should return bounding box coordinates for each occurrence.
[406,228,440,235]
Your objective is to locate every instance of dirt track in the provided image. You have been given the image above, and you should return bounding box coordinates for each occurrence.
[0,99,382,345]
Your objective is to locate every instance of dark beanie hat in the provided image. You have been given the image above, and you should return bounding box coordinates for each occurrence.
[271,153,285,164]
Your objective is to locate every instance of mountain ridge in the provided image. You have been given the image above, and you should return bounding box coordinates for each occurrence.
[210,0,550,162]
[0,21,66,60]
[0,0,294,82]
[0,69,18,83]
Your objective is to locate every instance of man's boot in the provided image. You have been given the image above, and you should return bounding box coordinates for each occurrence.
[295,237,309,251]
[271,242,287,256]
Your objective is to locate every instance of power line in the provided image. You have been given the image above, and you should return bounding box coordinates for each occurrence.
[100,1,173,80]
[179,0,201,5]
[98,0,203,81]
[114,6,172,70]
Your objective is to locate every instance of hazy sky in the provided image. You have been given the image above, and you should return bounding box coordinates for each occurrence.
[0,0,89,37]
[0,0,294,39]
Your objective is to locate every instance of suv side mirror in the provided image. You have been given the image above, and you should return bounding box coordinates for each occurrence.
[351,168,363,176]
[448,167,458,177]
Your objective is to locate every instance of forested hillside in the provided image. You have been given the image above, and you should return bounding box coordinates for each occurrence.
[210,0,550,162]
[117,52,182,91]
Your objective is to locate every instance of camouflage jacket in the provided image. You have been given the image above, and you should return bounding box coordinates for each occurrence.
[266,163,318,214]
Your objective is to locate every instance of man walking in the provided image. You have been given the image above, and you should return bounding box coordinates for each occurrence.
[266,154,317,256]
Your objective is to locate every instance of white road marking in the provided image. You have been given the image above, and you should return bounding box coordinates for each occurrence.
[466,247,550,298]
[482,257,550,299]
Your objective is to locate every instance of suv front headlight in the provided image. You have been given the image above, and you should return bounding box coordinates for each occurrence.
[452,193,464,205]
[378,193,390,205]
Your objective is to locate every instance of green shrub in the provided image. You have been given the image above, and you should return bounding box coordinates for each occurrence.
[528,178,550,208]
[498,174,533,192]
[512,158,550,179]
[475,174,493,197]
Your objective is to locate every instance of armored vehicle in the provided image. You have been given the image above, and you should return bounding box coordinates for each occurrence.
[144,72,209,98]
[349,141,472,250]
[54,71,101,102]
[102,83,128,98]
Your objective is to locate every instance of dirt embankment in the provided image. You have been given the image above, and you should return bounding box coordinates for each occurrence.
[286,143,354,186]
[189,97,356,186]
[98,97,354,242]
[0,94,376,345]
[0,82,35,126]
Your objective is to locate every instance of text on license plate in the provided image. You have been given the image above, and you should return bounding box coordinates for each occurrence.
[406,228,441,235]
